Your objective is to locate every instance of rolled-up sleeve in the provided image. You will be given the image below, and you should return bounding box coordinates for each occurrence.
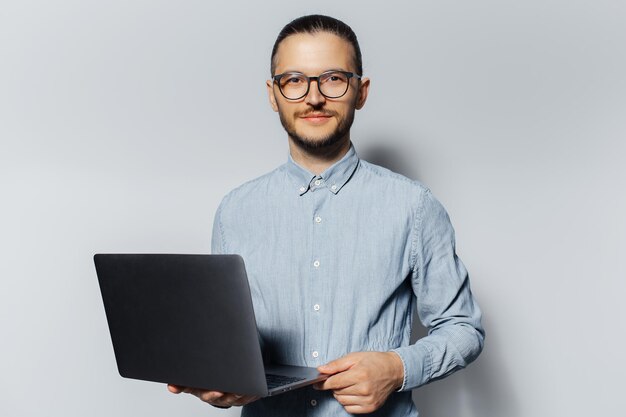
[392,189,485,391]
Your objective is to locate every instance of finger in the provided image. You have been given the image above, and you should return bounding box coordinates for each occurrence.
[180,388,223,402]
[327,384,366,396]
[200,392,257,407]
[315,372,358,391]
[318,353,359,374]
[209,393,257,408]
[333,393,364,406]
[167,384,185,394]
[196,390,225,403]
[231,395,260,406]
[335,394,381,414]
[344,404,377,415]
[197,390,232,408]
[218,393,241,404]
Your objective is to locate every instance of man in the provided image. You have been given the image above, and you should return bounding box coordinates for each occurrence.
[169,14,484,416]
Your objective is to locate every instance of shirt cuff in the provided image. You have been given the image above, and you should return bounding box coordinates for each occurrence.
[391,343,432,391]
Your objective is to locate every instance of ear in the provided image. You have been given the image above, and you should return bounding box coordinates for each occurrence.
[266,80,279,112]
[355,77,370,110]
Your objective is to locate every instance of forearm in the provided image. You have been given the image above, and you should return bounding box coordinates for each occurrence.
[392,318,484,391]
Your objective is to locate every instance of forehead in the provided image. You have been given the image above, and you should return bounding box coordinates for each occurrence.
[274,32,355,75]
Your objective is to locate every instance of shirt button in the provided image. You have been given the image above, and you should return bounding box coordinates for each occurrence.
[312,351,319,358]
[311,399,318,406]
[315,216,322,223]
[314,179,321,186]
[331,185,337,191]
[313,304,320,311]
[313,260,320,268]
[299,186,306,192]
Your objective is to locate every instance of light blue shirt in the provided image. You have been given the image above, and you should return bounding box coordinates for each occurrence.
[211,144,484,417]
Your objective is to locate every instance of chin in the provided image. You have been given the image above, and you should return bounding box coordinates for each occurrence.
[282,114,352,151]
[300,133,333,144]
[298,126,335,140]
[291,132,346,151]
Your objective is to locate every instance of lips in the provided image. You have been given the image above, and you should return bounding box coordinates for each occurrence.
[300,112,332,119]
[299,112,334,125]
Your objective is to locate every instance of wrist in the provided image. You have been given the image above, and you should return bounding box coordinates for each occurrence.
[386,351,405,390]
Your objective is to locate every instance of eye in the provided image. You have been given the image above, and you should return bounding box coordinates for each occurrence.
[322,72,348,84]
[285,75,304,84]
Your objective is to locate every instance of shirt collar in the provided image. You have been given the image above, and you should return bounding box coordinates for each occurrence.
[286,143,360,196]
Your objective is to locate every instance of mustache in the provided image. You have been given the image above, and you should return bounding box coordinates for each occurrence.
[296,110,337,118]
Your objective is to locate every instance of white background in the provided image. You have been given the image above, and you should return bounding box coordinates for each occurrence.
[1,1,624,416]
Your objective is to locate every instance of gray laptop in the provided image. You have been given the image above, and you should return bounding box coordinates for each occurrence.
[94,253,327,396]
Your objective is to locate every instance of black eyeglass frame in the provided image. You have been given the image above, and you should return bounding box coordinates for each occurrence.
[272,70,362,100]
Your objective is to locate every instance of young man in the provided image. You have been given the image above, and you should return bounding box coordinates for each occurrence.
[169,15,484,416]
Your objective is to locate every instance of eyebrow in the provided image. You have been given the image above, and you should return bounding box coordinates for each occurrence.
[278,68,350,75]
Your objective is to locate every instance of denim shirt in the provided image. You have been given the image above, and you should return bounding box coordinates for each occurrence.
[211,144,484,417]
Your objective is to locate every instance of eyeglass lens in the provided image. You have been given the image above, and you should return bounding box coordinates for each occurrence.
[278,72,350,99]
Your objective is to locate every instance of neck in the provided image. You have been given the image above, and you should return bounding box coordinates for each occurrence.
[288,137,351,175]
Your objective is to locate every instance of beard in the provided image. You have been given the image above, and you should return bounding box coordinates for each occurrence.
[277,105,356,152]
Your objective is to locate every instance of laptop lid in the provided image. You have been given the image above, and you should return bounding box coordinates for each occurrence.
[94,254,269,396]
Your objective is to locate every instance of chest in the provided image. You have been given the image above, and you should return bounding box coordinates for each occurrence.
[228,188,415,306]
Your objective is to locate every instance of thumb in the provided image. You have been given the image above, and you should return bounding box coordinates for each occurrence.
[318,353,358,374]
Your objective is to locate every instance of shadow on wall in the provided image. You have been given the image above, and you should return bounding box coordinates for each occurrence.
[360,142,518,417]
[409,316,517,417]
[359,142,421,181]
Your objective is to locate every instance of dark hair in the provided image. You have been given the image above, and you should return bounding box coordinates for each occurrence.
[270,14,362,76]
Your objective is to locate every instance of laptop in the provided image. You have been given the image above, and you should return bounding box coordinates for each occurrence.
[94,253,328,396]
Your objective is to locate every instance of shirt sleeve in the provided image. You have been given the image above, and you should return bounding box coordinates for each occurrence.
[211,197,227,255]
[391,189,485,391]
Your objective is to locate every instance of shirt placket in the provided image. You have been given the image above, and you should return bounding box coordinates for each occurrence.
[306,175,327,413]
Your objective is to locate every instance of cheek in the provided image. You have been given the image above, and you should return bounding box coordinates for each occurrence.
[275,103,294,120]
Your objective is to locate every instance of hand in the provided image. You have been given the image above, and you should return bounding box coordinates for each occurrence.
[167,384,259,408]
[313,351,404,414]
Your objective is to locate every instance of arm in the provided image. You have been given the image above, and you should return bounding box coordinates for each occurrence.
[315,189,484,413]
[211,198,227,255]
[391,189,485,391]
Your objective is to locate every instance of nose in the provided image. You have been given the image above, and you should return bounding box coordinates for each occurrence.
[305,79,326,106]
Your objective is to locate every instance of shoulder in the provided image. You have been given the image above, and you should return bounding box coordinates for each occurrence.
[216,164,287,216]
[357,159,431,198]
[356,159,449,223]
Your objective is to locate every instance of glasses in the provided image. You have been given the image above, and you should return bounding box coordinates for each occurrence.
[272,70,362,100]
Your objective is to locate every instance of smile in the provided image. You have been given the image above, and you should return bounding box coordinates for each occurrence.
[300,114,333,124]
